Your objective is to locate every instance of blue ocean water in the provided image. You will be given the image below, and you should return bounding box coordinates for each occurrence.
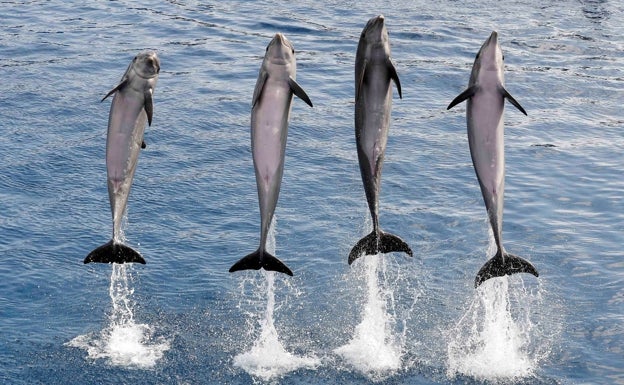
[1,1,622,384]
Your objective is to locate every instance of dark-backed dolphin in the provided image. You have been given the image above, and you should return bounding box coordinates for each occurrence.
[447,32,538,287]
[85,51,160,264]
[349,15,413,265]
[229,33,313,276]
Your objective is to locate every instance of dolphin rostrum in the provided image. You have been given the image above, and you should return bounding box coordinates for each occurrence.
[447,32,538,287]
[85,51,160,264]
[349,15,413,265]
[229,33,313,276]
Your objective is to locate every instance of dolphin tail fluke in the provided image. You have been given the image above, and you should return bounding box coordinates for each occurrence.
[379,231,413,257]
[348,230,413,265]
[229,249,293,276]
[84,240,146,264]
[474,251,539,288]
[348,231,377,265]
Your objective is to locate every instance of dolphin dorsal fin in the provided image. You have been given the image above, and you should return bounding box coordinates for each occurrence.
[288,77,313,107]
[252,70,268,109]
[500,87,527,116]
[386,58,402,99]
[101,77,128,102]
[447,85,478,110]
[144,89,154,126]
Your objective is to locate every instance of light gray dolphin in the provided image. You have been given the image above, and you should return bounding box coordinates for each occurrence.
[229,33,313,276]
[349,15,413,265]
[447,32,538,287]
[85,51,160,264]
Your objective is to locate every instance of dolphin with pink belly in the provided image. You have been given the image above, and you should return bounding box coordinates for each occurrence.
[447,32,538,287]
[85,51,160,264]
[229,33,313,276]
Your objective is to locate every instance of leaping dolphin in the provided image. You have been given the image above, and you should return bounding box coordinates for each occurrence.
[85,51,160,265]
[229,33,313,276]
[447,32,538,287]
[349,15,413,265]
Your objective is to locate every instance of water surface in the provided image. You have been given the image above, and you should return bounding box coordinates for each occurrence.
[1,1,622,384]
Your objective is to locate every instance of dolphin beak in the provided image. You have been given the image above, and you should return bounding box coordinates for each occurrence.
[149,53,160,74]
[274,33,286,45]
[488,31,499,45]
[364,14,386,36]
[272,33,291,50]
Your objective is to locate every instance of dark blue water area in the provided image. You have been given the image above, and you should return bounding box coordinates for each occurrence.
[1,1,623,384]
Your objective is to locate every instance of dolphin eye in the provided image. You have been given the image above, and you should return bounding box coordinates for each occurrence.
[291,48,295,54]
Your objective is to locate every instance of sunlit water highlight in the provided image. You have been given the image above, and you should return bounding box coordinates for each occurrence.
[232,219,320,380]
[66,264,170,369]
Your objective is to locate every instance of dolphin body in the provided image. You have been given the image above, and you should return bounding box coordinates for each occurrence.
[229,33,313,276]
[447,32,538,287]
[349,15,413,265]
[85,51,160,264]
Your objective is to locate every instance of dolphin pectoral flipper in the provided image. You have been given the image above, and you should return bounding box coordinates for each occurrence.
[447,86,478,110]
[386,58,402,99]
[229,249,294,276]
[348,230,413,265]
[84,240,146,264]
[252,71,268,108]
[474,251,539,288]
[144,89,154,126]
[101,78,129,102]
[288,77,313,107]
[355,59,368,103]
[500,87,527,116]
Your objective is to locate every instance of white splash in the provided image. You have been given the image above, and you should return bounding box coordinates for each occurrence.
[233,218,320,380]
[447,232,541,381]
[67,264,170,369]
[335,256,403,378]
[233,271,320,380]
[447,277,535,380]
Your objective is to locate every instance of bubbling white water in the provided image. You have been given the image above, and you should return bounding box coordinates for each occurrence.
[67,264,170,369]
[446,232,544,381]
[335,256,404,379]
[446,277,535,380]
[232,218,320,381]
[233,270,320,380]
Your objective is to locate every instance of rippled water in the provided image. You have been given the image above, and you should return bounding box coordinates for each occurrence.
[1,1,622,384]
